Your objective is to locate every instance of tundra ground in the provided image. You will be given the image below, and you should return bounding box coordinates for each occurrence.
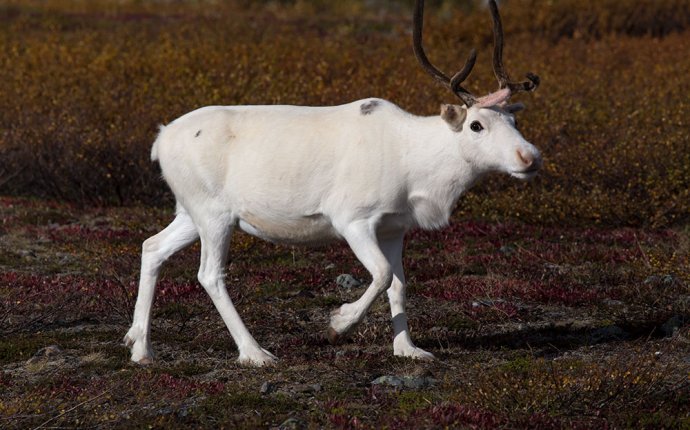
[1,197,688,428]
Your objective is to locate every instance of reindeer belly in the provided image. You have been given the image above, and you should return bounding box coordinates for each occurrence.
[237,213,339,245]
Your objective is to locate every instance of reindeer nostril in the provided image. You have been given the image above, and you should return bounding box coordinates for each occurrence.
[517,150,533,167]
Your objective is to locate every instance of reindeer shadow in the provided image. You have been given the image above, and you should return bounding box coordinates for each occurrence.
[423,314,687,357]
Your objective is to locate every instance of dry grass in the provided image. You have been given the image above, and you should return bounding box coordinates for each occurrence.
[0,0,689,226]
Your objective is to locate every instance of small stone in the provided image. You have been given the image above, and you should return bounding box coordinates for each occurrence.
[278,417,306,430]
[42,345,63,357]
[372,375,404,387]
[402,376,437,389]
[371,375,437,389]
[661,274,677,286]
[292,383,321,394]
[644,274,678,287]
[644,275,660,285]
[602,298,625,307]
[27,344,63,364]
[471,299,506,308]
[19,250,37,259]
[324,263,336,270]
[260,381,274,395]
[336,274,362,290]
[158,406,173,415]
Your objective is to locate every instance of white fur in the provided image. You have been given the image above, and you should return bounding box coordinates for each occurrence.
[124,97,541,366]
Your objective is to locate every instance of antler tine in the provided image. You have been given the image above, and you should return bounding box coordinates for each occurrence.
[449,48,477,107]
[413,0,477,106]
[450,49,477,88]
[488,0,539,93]
[413,0,450,86]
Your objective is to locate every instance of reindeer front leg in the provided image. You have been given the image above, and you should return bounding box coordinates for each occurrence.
[327,221,393,343]
[327,224,434,359]
[380,234,434,360]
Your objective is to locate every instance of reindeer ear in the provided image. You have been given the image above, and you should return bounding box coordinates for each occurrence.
[504,102,525,114]
[440,104,467,132]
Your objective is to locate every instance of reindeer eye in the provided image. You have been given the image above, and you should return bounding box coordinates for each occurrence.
[470,121,484,133]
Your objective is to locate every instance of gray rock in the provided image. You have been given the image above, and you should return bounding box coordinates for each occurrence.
[260,381,275,395]
[336,274,362,290]
[371,375,437,389]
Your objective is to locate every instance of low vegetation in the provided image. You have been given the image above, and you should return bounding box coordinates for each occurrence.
[0,197,688,428]
[0,1,688,428]
[1,0,689,226]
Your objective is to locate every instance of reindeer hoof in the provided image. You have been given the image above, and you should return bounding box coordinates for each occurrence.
[124,329,155,365]
[135,356,154,365]
[326,327,342,345]
[237,348,278,367]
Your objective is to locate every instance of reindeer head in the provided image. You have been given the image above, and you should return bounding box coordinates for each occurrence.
[414,0,542,179]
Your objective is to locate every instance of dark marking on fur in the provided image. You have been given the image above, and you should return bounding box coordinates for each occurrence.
[360,100,380,115]
[195,130,202,138]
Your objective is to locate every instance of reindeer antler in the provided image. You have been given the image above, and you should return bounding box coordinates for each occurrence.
[413,0,539,107]
[488,0,540,94]
[413,0,477,107]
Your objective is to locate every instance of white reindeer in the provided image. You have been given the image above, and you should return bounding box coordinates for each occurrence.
[124,0,541,366]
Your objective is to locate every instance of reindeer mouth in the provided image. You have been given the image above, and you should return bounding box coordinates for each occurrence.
[510,167,540,179]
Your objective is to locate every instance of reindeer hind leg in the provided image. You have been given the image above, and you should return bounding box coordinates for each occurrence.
[124,209,199,364]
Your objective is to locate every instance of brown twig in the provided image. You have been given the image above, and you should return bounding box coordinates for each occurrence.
[32,388,112,430]
[634,233,652,270]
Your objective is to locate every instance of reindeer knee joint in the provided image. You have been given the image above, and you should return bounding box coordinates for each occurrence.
[142,237,160,255]
[376,269,394,292]
[197,271,210,288]
[142,237,167,265]
[197,271,223,298]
